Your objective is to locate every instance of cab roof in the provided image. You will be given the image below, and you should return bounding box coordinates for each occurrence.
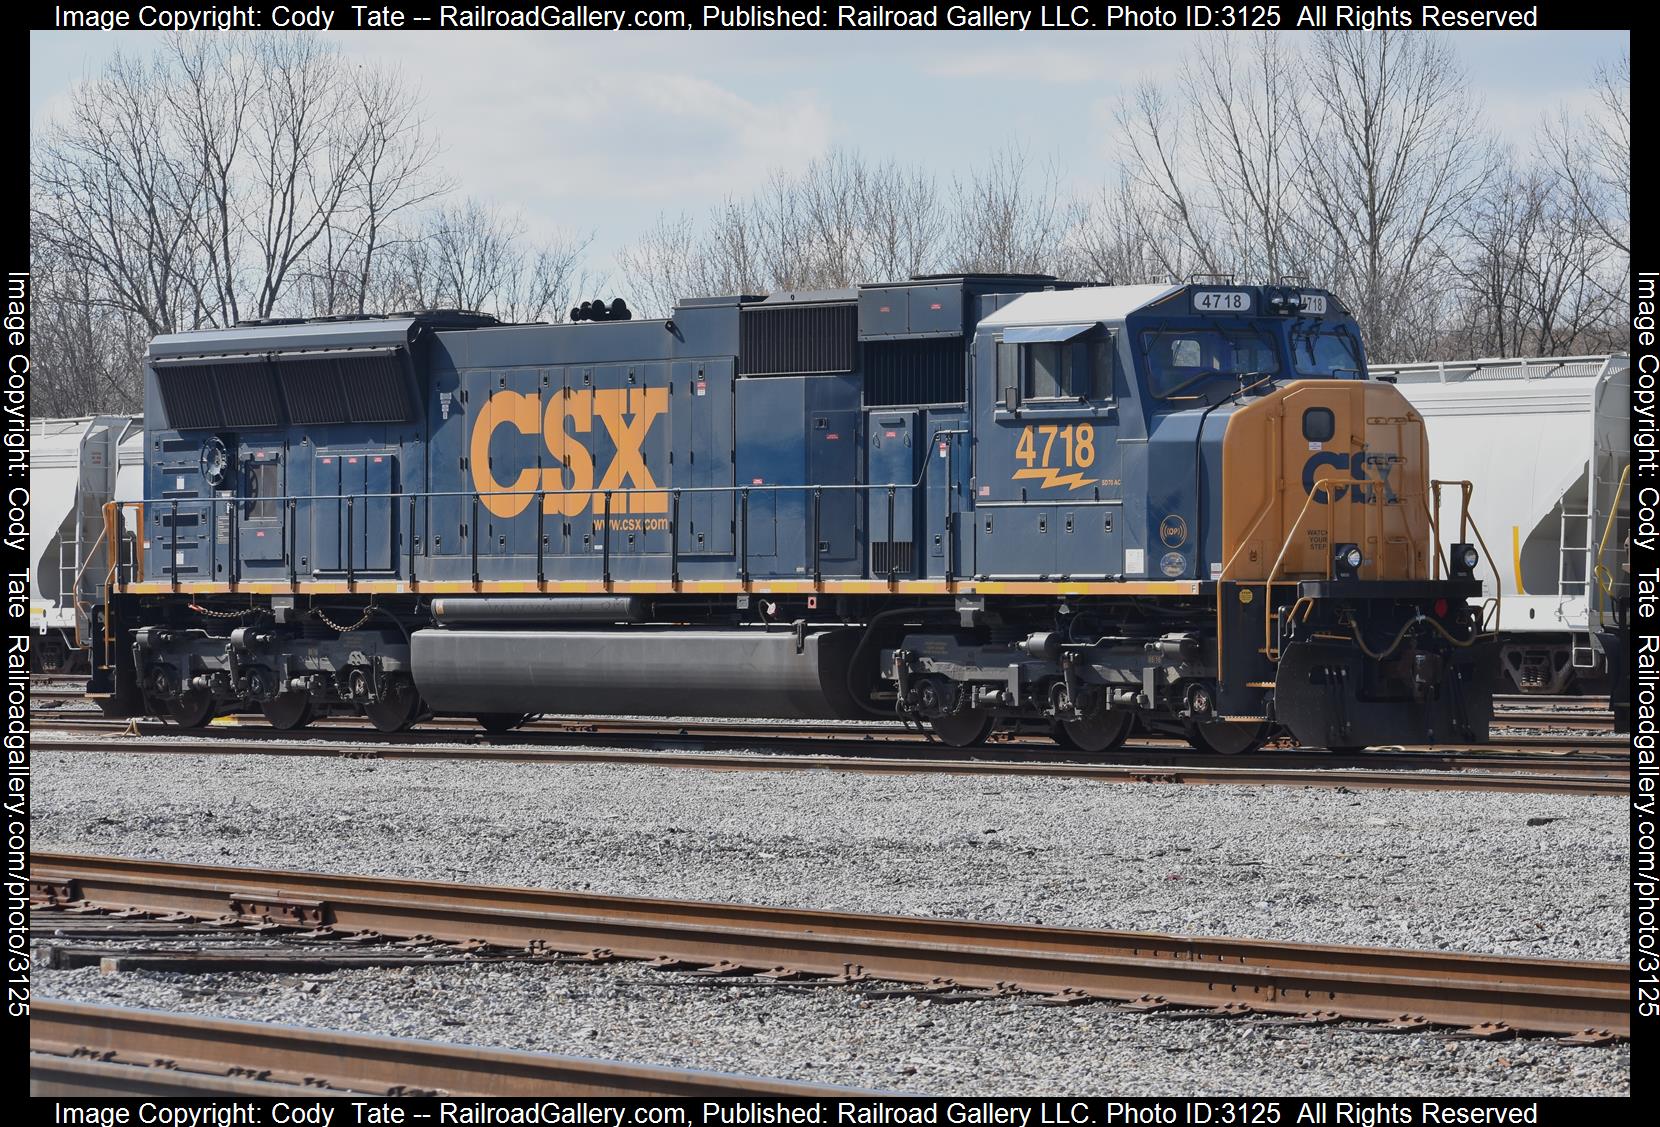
[976,284,1182,329]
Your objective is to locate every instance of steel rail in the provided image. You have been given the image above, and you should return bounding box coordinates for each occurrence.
[30,853,1628,1038]
[1490,710,1615,731]
[30,708,1626,750]
[27,733,1626,795]
[31,714,1632,769]
[30,713,1630,761]
[30,999,855,1097]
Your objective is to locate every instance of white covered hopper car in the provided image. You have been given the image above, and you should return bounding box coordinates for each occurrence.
[29,415,143,672]
[1372,355,1629,697]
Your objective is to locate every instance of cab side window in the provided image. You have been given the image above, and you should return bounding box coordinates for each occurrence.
[997,332,1116,404]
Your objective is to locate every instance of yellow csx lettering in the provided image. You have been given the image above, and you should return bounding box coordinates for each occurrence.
[469,387,669,518]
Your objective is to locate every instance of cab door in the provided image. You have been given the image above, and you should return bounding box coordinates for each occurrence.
[974,324,1123,578]
[237,445,286,576]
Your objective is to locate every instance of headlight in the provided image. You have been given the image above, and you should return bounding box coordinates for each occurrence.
[1450,542,1479,578]
[1333,542,1363,578]
[1460,545,1480,571]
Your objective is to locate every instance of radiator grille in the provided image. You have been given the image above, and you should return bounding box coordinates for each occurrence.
[154,365,223,430]
[217,364,283,428]
[864,338,964,405]
[870,540,915,577]
[739,303,856,376]
[277,357,348,424]
[340,350,413,422]
[276,347,411,425]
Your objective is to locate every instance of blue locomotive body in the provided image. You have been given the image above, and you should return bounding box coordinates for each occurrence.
[99,276,1497,751]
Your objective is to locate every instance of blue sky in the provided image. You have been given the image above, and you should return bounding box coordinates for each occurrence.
[30,29,1629,279]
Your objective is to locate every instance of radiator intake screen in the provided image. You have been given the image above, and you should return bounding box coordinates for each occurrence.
[218,364,283,427]
[739,303,856,376]
[864,338,964,405]
[154,364,223,430]
[275,346,411,425]
[153,345,412,429]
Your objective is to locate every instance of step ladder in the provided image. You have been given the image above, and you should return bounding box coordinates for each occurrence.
[1557,504,1596,668]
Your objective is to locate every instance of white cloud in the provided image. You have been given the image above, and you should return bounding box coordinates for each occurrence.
[341,33,833,222]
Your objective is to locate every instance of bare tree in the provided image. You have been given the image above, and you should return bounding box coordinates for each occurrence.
[1449,147,1624,358]
[946,145,1079,275]
[1113,80,1220,280]
[1114,34,1318,285]
[1296,31,1495,358]
[1543,52,1629,263]
[1068,175,1180,286]
[858,157,944,283]
[27,240,149,415]
[617,149,944,313]
[164,35,253,327]
[1185,34,1318,283]
[241,37,370,319]
[297,63,453,316]
[36,33,446,333]
[401,199,594,323]
[32,50,205,337]
[615,212,707,317]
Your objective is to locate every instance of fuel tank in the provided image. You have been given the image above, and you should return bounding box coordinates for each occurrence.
[411,627,867,720]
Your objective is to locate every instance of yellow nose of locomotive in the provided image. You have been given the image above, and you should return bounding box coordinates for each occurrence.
[1219,381,1433,582]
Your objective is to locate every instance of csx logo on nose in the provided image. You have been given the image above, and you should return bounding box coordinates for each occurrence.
[470,387,668,518]
[1302,450,1399,504]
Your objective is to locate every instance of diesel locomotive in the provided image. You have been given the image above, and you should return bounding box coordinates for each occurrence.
[83,276,1501,753]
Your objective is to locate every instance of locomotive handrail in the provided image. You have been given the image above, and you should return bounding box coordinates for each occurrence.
[1255,475,1495,661]
[123,425,972,592]
[1427,479,1502,635]
[1259,477,1344,660]
[126,480,946,591]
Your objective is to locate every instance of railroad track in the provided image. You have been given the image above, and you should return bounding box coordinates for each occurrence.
[28,728,1628,796]
[34,683,1621,727]
[30,853,1628,1040]
[31,999,854,1097]
[34,710,1628,754]
[28,686,86,700]
[1494,710,1616,732]
[31,688,1620,735]
[1494,693,1614,708]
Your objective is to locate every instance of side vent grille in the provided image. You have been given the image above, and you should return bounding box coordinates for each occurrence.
[154,365,224,430]
[870,540,915,577]
[739,303,856,376]
[218,364,283,428]
[276,357,348,424]
[274,347,410,425]
[864,338,964,406]
[340,349,414,422]
[153,344,410,430]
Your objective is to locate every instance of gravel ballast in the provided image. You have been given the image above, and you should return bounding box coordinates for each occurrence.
[32,748,1626,960]
[34,959,1629,1096]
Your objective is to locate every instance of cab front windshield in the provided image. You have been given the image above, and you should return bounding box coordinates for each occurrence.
[1141,329,1281,398]
[1290,326,1364,376]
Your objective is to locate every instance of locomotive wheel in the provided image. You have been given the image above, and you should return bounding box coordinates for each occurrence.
[364,681,422,733]
[1053,711,1135,753]
[929,709,994,748]
[165,690,215,729]
[475,713,530,734]
[1184,719,1268,756]
[260,693,315,731]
